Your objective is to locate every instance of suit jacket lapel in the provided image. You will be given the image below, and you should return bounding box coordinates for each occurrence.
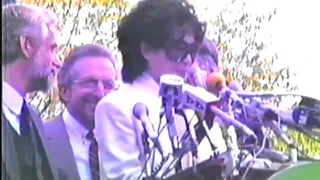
[28,108,60,180]
[1,113,21,180]
[45,115,81,180]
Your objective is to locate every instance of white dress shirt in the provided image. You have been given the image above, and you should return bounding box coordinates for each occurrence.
[62,109,93,180]
[2,81,24,135]
[95,72,227,180]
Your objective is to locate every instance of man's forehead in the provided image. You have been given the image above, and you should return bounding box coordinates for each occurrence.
[71,56,116,79]
[44,25,58,43]
[73,56,115,71]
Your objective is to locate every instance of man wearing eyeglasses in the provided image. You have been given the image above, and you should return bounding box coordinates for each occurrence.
[44,44,118,180]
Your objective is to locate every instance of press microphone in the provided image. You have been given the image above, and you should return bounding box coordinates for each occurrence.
[206,72,245,105]
[205,72,226,95]
[159,75,185,154]
[267,108,320,140]
[247,101,296,147]
[133,102,165,156]
[227,81,244,92]
[181,84,256,138]
[292,106,320,129]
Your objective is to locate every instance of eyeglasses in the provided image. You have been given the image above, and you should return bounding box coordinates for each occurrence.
[165,40,202,63]
[72,78,119,90]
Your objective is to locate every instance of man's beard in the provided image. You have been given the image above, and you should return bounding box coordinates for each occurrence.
[29,73,53,92]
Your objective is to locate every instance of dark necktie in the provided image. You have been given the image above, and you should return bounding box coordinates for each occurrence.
[20,100,32,136]
[86,130,100,180]
[20,100,38,178]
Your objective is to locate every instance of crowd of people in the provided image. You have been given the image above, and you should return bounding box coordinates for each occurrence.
[2,0,240,180]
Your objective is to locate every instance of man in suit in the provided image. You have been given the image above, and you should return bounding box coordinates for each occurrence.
[94,0,228,179]
[2,4,61,180]
[44,44,118,180]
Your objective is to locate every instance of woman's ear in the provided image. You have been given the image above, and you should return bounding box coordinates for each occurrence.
[140,42,155,62]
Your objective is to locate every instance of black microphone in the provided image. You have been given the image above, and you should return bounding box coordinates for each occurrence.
[133,102,165,156]
[292,106,320,129]
[245,101,295,147]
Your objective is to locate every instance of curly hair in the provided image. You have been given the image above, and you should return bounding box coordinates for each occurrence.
[117,0,205,83]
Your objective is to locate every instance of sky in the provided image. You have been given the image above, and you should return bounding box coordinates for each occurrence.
[268,0,320,99]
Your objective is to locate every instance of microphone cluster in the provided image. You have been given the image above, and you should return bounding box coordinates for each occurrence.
[134,71,320,178]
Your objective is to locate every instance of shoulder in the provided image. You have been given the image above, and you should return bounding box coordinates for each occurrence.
[97,83,136,109]
[43,115,64,134]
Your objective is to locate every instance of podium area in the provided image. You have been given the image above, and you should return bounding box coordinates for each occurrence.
[165,159,290,180]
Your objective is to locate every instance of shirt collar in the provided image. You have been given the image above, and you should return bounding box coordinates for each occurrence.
[132,72,160,97]
[62,109,89,140]
[2,81,24,116]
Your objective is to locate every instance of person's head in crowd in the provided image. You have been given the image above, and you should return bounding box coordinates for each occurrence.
[117,0,206,84]
[186,37,222,86]
[57,44,118,130]
[194,37,222,73]
[2,4,61,95]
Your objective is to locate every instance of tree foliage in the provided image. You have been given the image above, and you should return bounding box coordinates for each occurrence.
[204,0,297,92]
[205,0,319,157]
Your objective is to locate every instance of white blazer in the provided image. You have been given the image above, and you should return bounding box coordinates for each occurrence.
[95,73,227,180]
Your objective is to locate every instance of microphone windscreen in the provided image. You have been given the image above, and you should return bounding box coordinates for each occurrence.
[133,103,149,119]
[206,72,226,92]
[228,81,243,92]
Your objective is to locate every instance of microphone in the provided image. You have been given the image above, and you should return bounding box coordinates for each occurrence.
[292,106,320,129]
[206,72,245,105]
[247,101,296,147]
[268,108,320,140]
[205,72,226,95]
[205,73,296,146]
[133,102,165,156]
[227,81,244,92]
[181,84,256,138]
[206,72,227,90]
[159,75,185,154]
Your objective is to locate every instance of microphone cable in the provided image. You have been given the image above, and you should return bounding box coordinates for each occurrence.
[240,128,270,180]
[138,115,168,180]
[159,112,198,179]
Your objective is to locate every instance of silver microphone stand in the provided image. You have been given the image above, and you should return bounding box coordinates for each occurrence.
[218,97,241,179]
[159,75,185,175]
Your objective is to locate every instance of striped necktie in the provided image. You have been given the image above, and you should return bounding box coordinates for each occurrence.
[86,130,100,180]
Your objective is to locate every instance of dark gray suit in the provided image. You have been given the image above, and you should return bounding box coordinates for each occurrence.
[43,115,81,180]
[1,107,60,180]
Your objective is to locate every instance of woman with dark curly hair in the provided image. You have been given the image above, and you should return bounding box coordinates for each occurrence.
[94,0,227,179]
